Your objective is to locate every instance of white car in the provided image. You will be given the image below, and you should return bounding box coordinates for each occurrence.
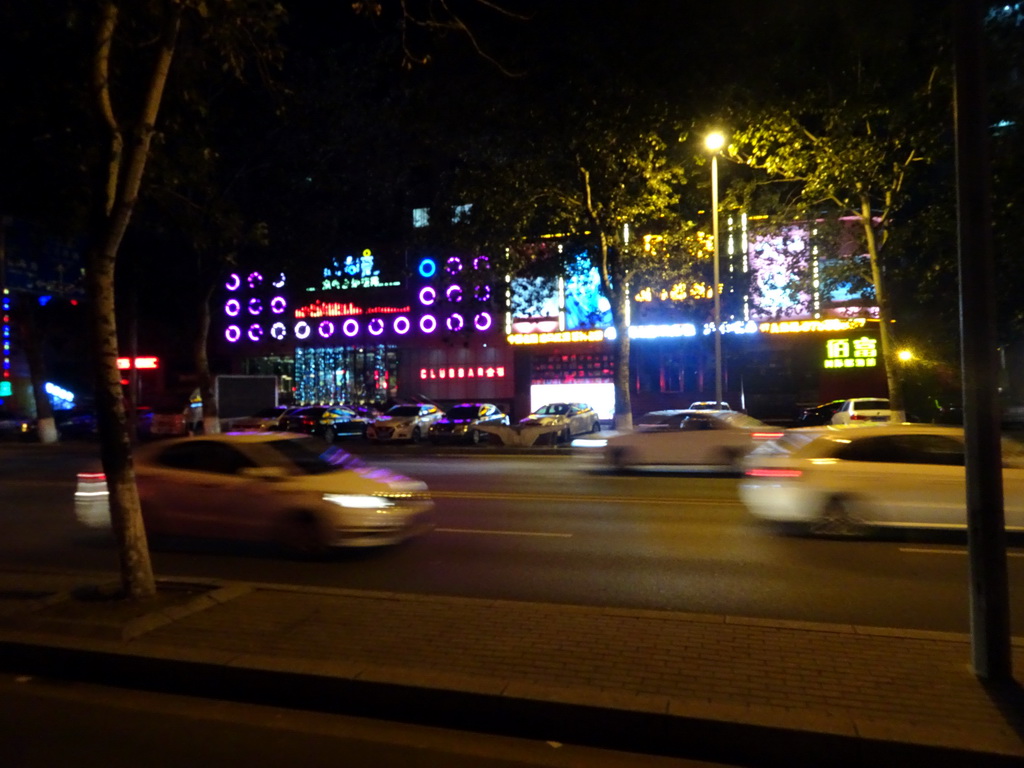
[739,424,1024,536]
[687,401,731,411]
[519,402,601,442]
[830,397,898,425]
[223,405,302,432]
[602,410,783,471]
[366,403,444,443]
[75,433,434,553]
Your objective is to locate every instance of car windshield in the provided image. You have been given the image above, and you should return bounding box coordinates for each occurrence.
[261,436,364,474]
[853,400,889,410]
[387,406,421,417]
[537,404,569,415]
[449,406,482,419]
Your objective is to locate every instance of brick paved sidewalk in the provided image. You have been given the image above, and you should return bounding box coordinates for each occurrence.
[1,572,1022,767]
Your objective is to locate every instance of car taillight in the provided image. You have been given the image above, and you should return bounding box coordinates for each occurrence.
[752,431,784,440]
[850,414,866,420]
[744,468,803,478]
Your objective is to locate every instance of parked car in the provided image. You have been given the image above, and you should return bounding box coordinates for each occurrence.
[150,391,203,437]
[429,402,510,444]
[224,405,303,432]
[0,409,32,441]
[366,403,444,443]
[740,424,1024,537]
[74,432,434,553]
[602,409,783,471]
[280,405,369,442]
[519,403,601,442]
[830,397,896,425]
[795,399,846,427]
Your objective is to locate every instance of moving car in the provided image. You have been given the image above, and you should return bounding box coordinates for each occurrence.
[603,409,783,471]
[830,397,896,425]
[429,402,510,444]
[224,405,303,432]
[795,399,846,427]
[366,403,444,443]
[519,403,601,442]
[687,401,732,411]
[75,432,434,553]
[739,424,1024,537]
[280,405,369,442]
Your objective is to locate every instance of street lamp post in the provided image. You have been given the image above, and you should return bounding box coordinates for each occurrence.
[705,131,726,408]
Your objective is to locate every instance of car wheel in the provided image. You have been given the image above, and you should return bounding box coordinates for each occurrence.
[469,429,481,445]
[323,426,336,443]
[411,427,422,443]
[609,447,632,471]
[560,428,571,444]
[277,511,328,559]
[810,496,867,538]
[591,419,601,434]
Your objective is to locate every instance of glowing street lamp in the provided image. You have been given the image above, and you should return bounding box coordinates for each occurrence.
[897,349,915,363]
[705,131,726,408]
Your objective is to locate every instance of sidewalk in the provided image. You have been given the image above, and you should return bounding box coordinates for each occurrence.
[0,568,1022,767]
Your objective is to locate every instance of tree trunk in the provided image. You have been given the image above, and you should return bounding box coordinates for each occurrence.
[860,198,905,421]
[196,280,220,434]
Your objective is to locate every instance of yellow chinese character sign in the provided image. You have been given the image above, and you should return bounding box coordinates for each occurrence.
[823,336,878,369]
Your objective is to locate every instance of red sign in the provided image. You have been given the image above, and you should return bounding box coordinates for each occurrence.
[117,356,159,370]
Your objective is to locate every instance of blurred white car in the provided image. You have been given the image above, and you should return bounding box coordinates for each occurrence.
[739,424,1024,536]
[223,405,302,432]
[831,397,898,425]
[687,401,731,411]
[519,403,601,442]
[366,403,444,443]
[600,410,783,471]
[75,433,434,554]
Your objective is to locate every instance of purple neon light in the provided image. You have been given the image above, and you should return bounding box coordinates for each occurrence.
[393,316,410,335]
[247,324,263,342]
[368,318,384,336]
[225,325,241,343]
[247,272,263,289]
[446,285,463,303]
[272,272,286,288]
[248,297,263,315]
[225,299,241,317]
[445,256,463,275]
[270,296,287,314]
[474,285,491,302]
[294,321,311,340]
[447,313,465,332]
[473,255,489,270]
[419,286,436,306]
[420,314,437,334]
[474,312,493,332]
[342,318,359,337]
[225,273,241,291]
[270,322,286,340]
[318,320,335,339]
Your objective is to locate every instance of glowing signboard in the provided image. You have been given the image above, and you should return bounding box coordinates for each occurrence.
[507,330,608,345]
[419,366,507,380]
[823,336,878,369]
[116,356,159,370]
[760,318,867,334]
[319,249,401,291]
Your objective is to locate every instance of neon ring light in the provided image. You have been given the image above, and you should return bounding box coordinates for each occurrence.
[393,316,411,335]
[445,256,463,275]
[368,318,385,336]
[418,257,437,278]
[318,320,335,339]
[474,312,493,332]
[224,299,241,317]
[272,272,286,288]
[225,273,241,291]
[342,318,360,337]
[447,313,465,332]
[270,322,287,340]
[247,323,264,342]
[247,272,263,289]
[473,255,489,270]
[248,297,263,315]
[474,285,491,302]
[270,296,287,314]
[446,285,463,303]
[418,286,436,306]
[419,314,437,334]
[225,325,241,343]
[294,321,311,340]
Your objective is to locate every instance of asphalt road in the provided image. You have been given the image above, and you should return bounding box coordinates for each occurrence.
[1,441,1022,634]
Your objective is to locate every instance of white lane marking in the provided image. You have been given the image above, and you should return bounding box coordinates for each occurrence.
[434,527,573,538]
[901,547,1024,558]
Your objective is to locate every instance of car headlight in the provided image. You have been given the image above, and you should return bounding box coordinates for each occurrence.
[323,494,395,509]
[572,437,608,448]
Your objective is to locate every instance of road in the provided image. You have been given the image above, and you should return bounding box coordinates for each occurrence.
[1,441,1022,634]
